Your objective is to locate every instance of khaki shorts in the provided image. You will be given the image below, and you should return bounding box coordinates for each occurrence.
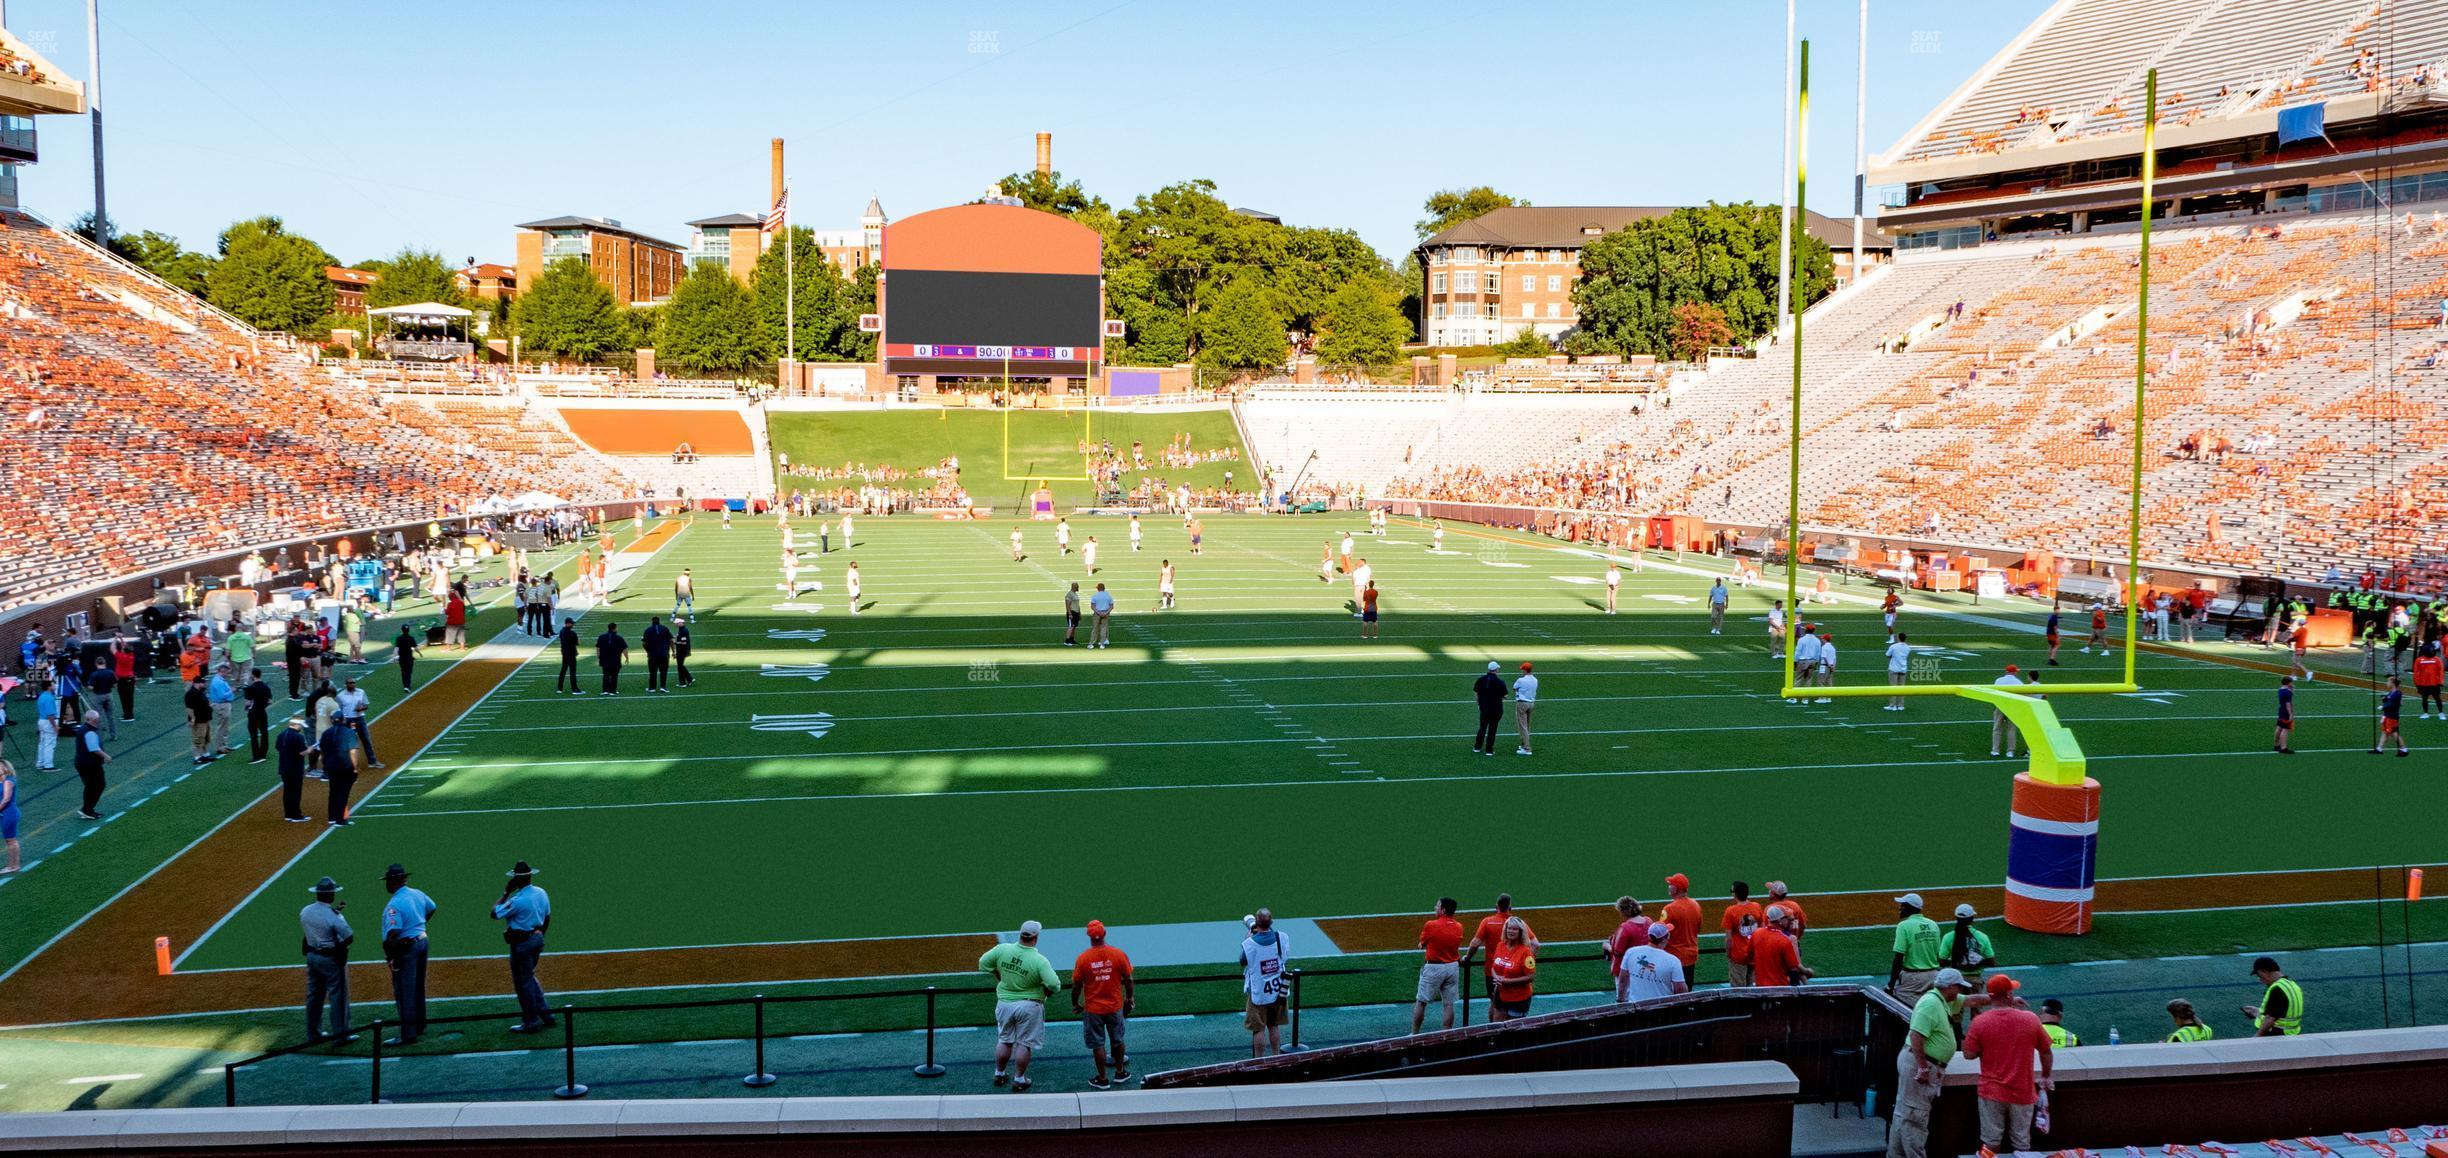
[1727,961,1754,987]
[1243,998,1287,1032]
[993,1000,1046,1049]
[1416,961,1459,1004]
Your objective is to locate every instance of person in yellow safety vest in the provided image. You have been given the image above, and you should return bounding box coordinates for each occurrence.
[2164,998,2214,1043]
[2038,997,2079,1047]
[2240,956,2304,1036]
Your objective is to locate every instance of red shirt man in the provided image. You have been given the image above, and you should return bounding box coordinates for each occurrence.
[1419,913,1462,964]
[1467,896,1535,973]
[1961,975,2055,1151]
[1750,920,1804,986]
[1073,936,1133,1016]
[1721,888,1766,981]
[1661,874,1703,975]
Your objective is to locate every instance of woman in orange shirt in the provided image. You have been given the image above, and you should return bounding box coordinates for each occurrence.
[1488,917,1537,1021]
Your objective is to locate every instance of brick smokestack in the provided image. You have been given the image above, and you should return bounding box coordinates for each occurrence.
[770,138,785,206]
[1035,132,1051,178]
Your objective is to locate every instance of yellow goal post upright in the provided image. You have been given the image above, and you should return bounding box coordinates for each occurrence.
[1773,51,2162,935]
[999,357,1094,485]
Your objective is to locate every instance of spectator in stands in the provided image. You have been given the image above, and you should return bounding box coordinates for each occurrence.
[1616,922,1686,1002]
[1752,905,1809,987]
[1412,897,1464,1034]
[1765,881,1807,938]
[1070,920,1133,1089]
[1720,881,1764,987]
[1486,916,1538,1021]
[1959,974,2052,1154]
[1602,896,1651,1001]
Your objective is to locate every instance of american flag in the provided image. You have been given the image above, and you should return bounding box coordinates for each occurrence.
[764,190,788,234]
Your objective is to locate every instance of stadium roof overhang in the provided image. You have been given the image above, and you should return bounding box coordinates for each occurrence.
[1876,131,2448,231]
[0,30,84,117]
[1868,86,2441,189]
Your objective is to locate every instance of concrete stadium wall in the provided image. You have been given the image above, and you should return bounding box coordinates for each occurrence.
[0,1063,1798,1156]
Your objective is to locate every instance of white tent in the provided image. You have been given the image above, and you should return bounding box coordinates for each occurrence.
[506,491,568,512]
[367,301,474,320]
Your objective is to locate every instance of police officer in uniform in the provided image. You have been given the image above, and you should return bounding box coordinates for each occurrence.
[380,863,437,1047]
[494,860,556,1032]
[673,617,694,688]
[300,875,356,1043]
[641,616,673,693]
[554,618,581,693]
[594,622,627,697]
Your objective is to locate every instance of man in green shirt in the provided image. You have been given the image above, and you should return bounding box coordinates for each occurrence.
[226,626,255,670]
[1887,893,1944,1006]
[1887,967,1968,1158]
[978,920,1061,1091]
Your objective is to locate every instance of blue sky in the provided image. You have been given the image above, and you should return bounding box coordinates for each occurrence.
[6,0,2049,265]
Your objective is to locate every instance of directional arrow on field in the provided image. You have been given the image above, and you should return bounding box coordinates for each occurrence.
[2116,691,2186,704]
[750,712,835,739]
[760,663,831,684]
[768,628,829,642]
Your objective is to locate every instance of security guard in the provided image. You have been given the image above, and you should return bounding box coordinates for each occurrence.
[2164,998,2214,1042]
[494,859,556,1032]
[300,876,356,1044]
[2240,956,2304,1036]
[554,619,581,694]
[2038,998,2079,1048]
[380,863,437,1046]
[1886,893,1944,1006]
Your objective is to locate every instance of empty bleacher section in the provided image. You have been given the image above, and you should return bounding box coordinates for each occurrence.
[0,211,636,610]
[1290,208,2448,585]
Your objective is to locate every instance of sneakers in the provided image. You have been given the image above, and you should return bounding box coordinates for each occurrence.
[1011,1077,1033,1092]
[1087,1075,1110,1090]
[1112,1066,1130,1082]
[992,1071,1010,1087]
[76,810,100,821]
[1515,747,1533,756]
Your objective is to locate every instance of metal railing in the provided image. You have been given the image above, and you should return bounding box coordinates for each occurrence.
[219,967,1364,1106]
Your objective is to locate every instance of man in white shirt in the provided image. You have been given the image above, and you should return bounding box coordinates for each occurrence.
[1792,629,1824,702]
[1767,599,1787,661]
[1512,662,1539,756]
[1351,559,1372,616]
[1885,632,1915,711]
[1618,923,1689,1002]
[1605,561,1621,614]
[1239,910,1292,1057]
[1990,665,2036,758]
[335,678,382,769]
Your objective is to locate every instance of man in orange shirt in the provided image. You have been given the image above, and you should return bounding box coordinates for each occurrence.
[1751,905,1810,987]
[1412,897,1464,1034]
[1720,880,1766,987]
[1461,893,1537,996]
[1765,881,1808,939]
[1068,920,1134,1089]
[1662,874,1703,981]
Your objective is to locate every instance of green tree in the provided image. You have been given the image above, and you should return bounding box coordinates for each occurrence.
[656,263,761,372]
[108,228,216,297]
[751,226,860,362]
[1495,328,1553,358]
[514,256,626,360]
[364,249,462,309]
[987,169,1109,217]
[1312,279,1410,367]
[1197,276,1288,370]
[1106,180,1280,364]
[1415,186,1526,240]
[1568,203,1831,358]
[843,261,880,361]
[205,215,336,333]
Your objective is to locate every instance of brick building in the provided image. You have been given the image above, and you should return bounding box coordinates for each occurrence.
[512,216,686,306]
[1415,206,1889,347]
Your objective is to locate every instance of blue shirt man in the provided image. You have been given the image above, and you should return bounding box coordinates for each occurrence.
[380,864,437,1045]
[493,862,556,1031]
[207,671,235,705]
[1090,588,1114,615]
[383,883,438,940]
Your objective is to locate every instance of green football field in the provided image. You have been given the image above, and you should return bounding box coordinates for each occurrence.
[766,407,1254,508]
[171,512,2444,975]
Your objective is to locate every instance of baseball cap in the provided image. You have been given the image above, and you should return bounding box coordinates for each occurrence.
[1766,880,1790,897]
[1895,893,1924,909]
[2251,956,2280,974]
[1018,920,1043,938]
[1954,903,1976,919]
[1933,967,1968,989]
[1985,973,2019,997]
[1085,919,1106,938]
[1520,661,1534,672]
[1665,872,1690,890]
[1647,922,1672,942]
[2039,998,2065,1015]
[1487,661,1500,672]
